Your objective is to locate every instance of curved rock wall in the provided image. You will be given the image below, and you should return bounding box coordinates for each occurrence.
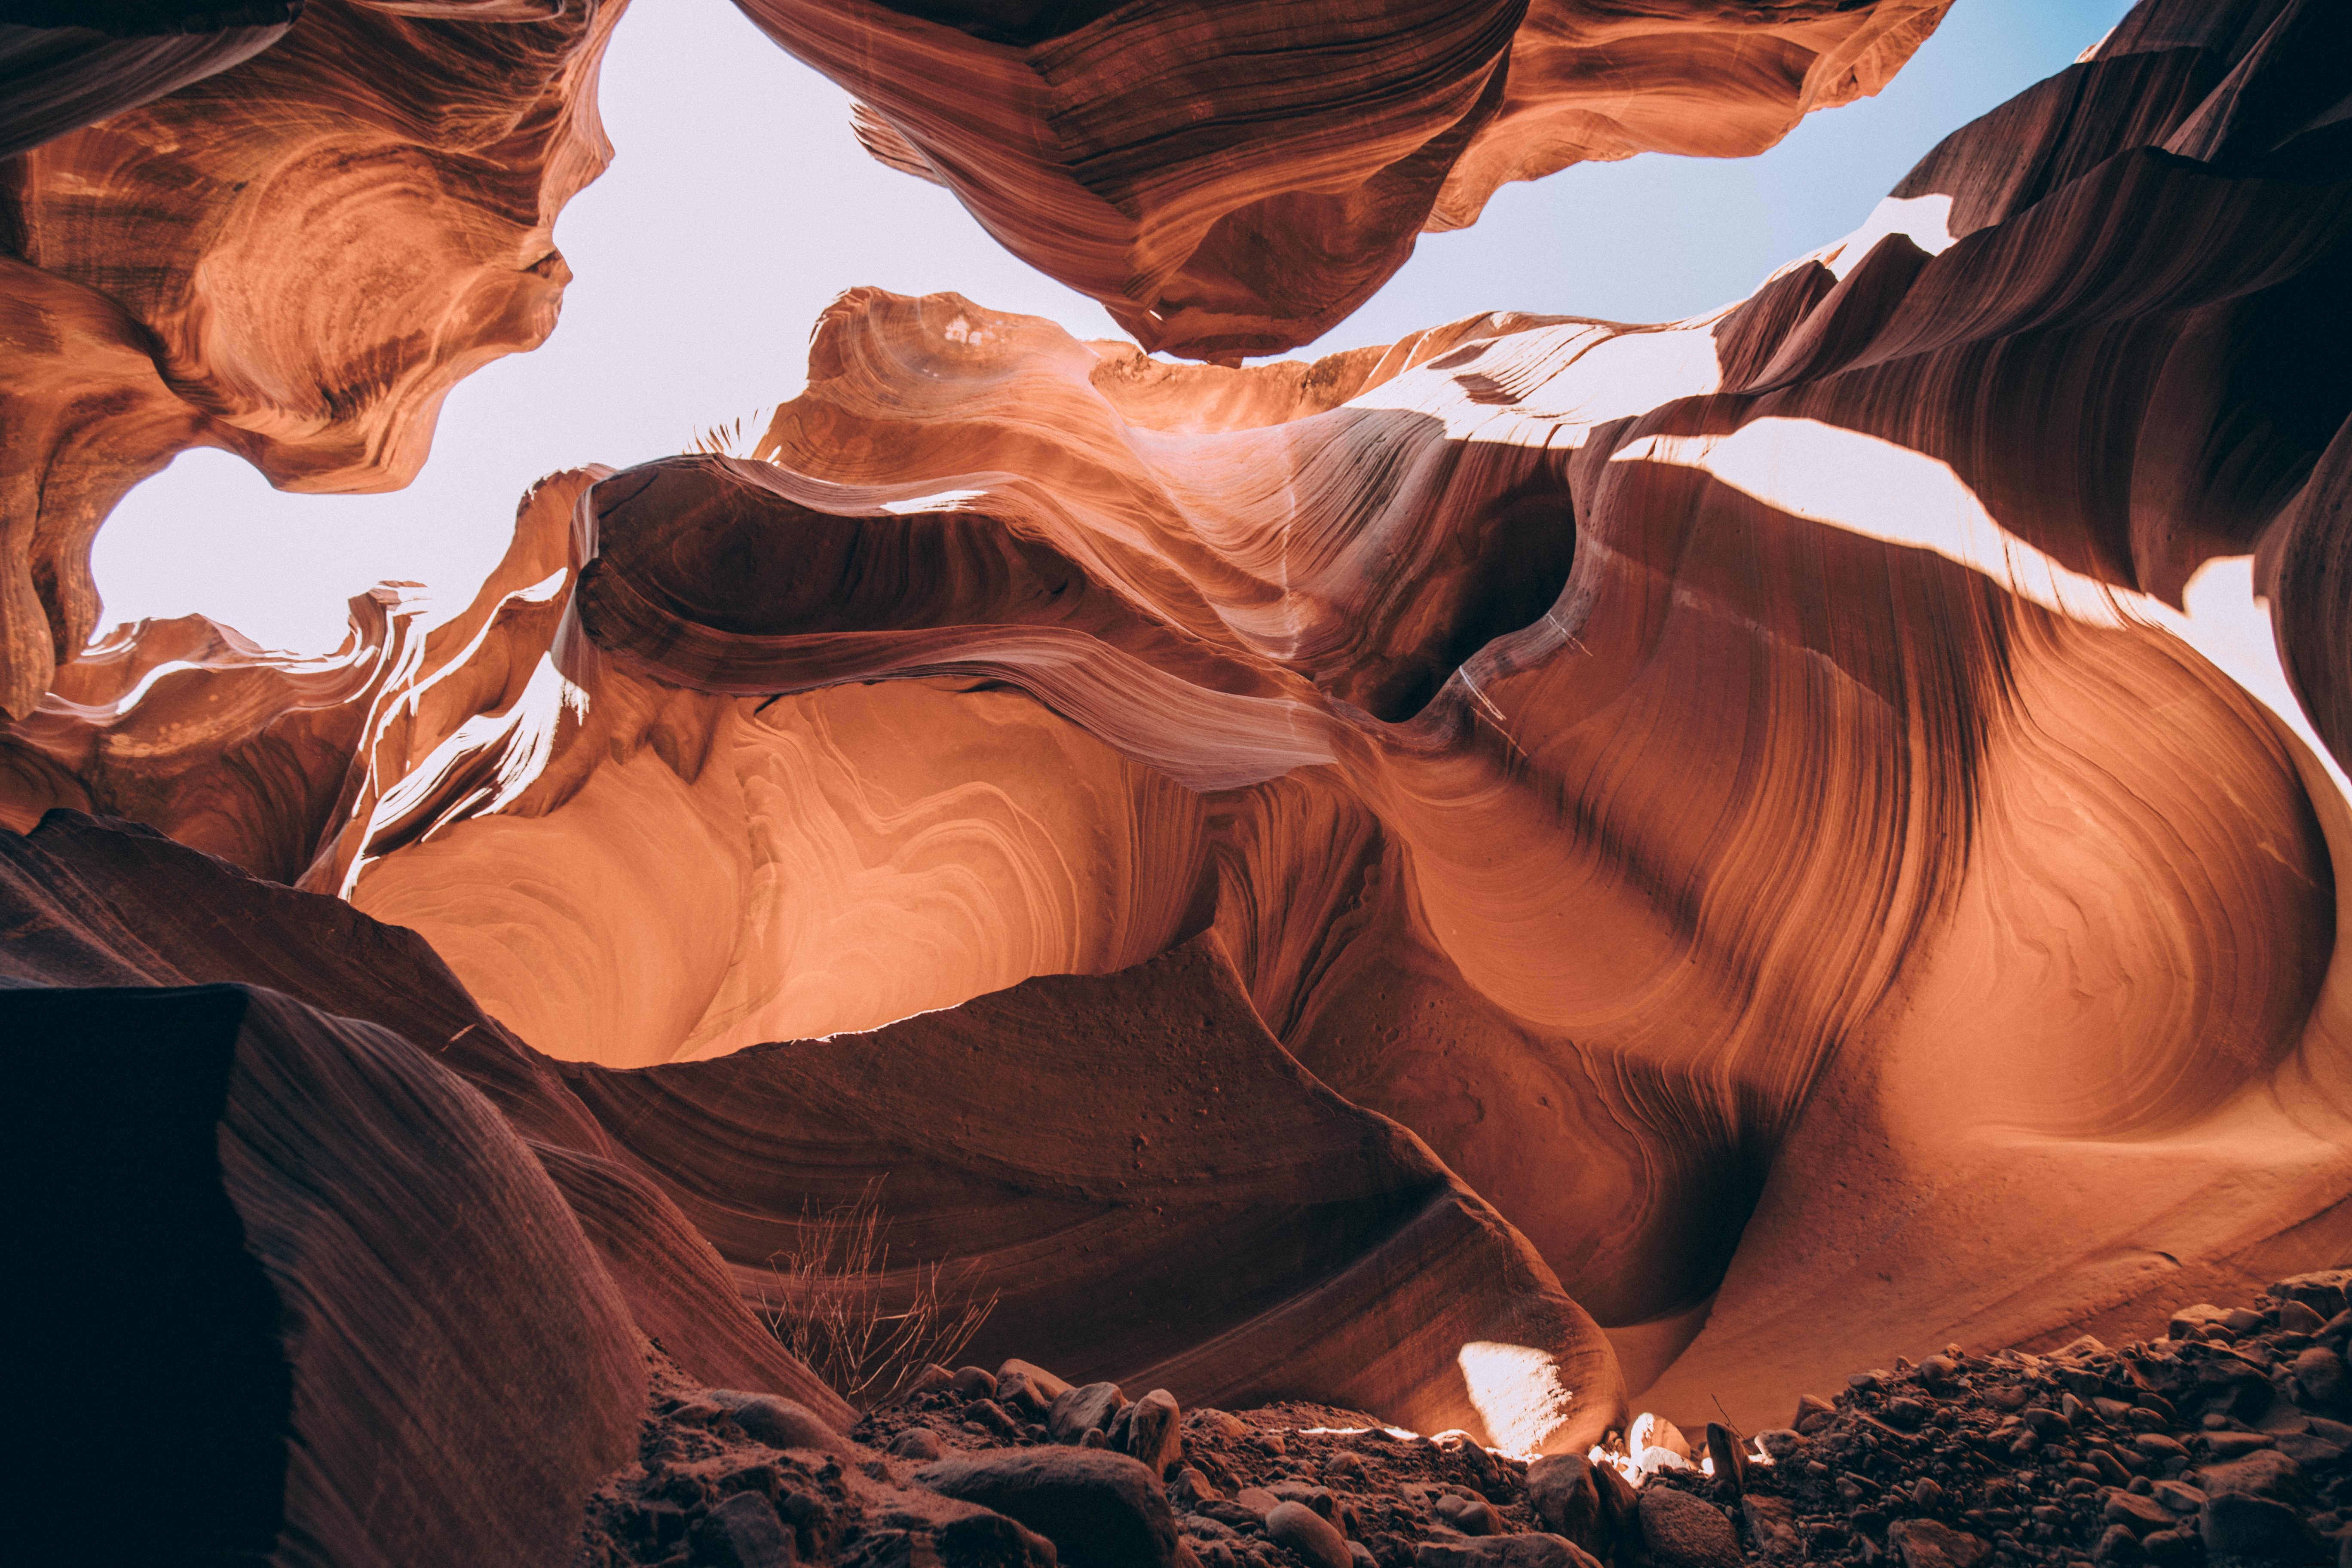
[737,0,1950,361]
[5,0,2352,1525]
[0,0,624,718]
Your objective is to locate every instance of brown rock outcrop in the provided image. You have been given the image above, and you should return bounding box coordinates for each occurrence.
[733,0,1950,361]
[0,1,299,161]
[8,977,645,1567]
[0,807,1623,1453]
[0,0,625,719]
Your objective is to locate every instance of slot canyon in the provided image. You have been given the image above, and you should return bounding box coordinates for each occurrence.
[4,1,2351,1565]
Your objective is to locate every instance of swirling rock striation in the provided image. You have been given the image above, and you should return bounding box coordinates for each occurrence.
[4,0,2352,1523]
[736,0,1950,361]
[0,0,625,719]
[0,0,300,161]
[0,808,1626,1454]
[5,976,645,1568]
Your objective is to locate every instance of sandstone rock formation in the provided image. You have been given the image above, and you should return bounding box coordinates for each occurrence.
[0,0,624,719]
[741,0,1951,361]
[4,0,2352,1558]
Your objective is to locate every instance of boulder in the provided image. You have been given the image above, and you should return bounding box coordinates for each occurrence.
[892,1428,947,1461]
[1266,1501,1352,1568]
[1525,1455,1605,1550]
[692,1491,794,1568]
[2201,1494,2327,1561]
[1049,1382,1127,1446]
[1416,1536,1601,1568]
[1887,1519,1991,1568]
[2198,1449,2309,1503]
[916,1448,1183,1568]
[708,1390,846,1454]
[2105,1491,2175,1536]
[2296,1348,2352,1413]
[1437,1492,1506,1535]
[1638,1488,1742,1568]
[997,1361,1074,1415]
[1743,1495,1803,1561]
[1127,1389,1184,1477]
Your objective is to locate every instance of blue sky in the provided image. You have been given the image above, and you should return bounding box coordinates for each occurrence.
[97,0,2134,654]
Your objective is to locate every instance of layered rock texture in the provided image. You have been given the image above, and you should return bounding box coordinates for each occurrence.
[4,0,2352,1562]
[0,0,625,718]
[738,0,1953,359]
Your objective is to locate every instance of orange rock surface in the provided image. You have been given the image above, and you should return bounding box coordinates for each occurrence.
[0,0,624,719]
[5,0,2352,1550]
[744,0,1950,361]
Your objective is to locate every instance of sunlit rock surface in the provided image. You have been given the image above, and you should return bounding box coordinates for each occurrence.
[741,0,1951,361]
[5,0,2352,1550]
[0,0,624,718]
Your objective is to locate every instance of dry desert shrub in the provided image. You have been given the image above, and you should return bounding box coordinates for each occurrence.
[759,1179,998,1409]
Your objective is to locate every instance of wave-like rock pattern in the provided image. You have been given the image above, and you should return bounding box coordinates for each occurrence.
[6,974,644,1567]
[2,808,1623,1457]
[741,0,1950,361]
[0,1,299,161]
[0,0,624,719]
[6,0,2352,1494]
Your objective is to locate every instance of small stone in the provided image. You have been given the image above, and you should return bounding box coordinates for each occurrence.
[899,1364,956,1400]
[1414,1535,1601,1568]
[2281,1302,2330,1335]
[1267,1501,1352,1568]
[2139,1528,2197,1565]
[1756,1429,1806,1460]
[2104,1492,2172,1535]
[1887,1519,1992,1568]
[1079,1428,1107,1449]
[691,1491,793,1568]
[994,1365,1063,1418]
[707,1390,846,1454]
[2199,1448,2308,1502]
[952,1366,999,1401]
[1191,1409,1247,1444]
[2273,1274,2352,1321]
[2201,1494,2326,1561]
[1913,1479,1944,1510]
[2298,1348,2352,1413]
[2094,1523,2143,1564]
[2024,1409,2073,1439]
[1235,1486,1280,1516]
[1795,1395,1837,1433]
[1525,1455,1604,1551]
[1744,1495,1803,1561]
[1437,1493,1506,1536]
[1638,1487,1742,1568]
[2151,1481,2205,1514]
[2091,1451,2132,1487]
[1706,1423,1748,1495]
[2168,1306,2233,1341]
[2223,1308,2269,1334]
[892,1427,946,1461]
[2133,1434,2187,1462]
[1127,1389,1184,1478]
[1048,1382,1126,1445]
